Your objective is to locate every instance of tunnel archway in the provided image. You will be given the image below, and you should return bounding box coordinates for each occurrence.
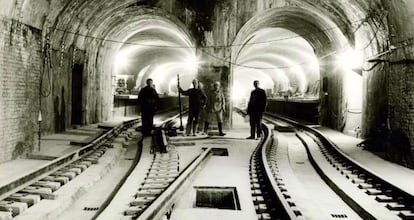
[47,5,197,121]
[40,1,387,134]
[111,17,198,96]
[230,6,373,132]
[91,12,197,118]
[231,28,320,107]
[0,0,412,165]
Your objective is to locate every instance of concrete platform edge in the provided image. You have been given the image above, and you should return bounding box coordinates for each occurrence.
[13,143,127,220]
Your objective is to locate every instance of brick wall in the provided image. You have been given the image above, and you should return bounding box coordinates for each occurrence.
[40,48,73,134]
[388,62,414,165]
[362,64,388,136]
[382,0,414,166]
[0,18,42,163]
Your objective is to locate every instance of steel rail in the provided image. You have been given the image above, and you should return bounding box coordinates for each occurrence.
[0,118,139,202]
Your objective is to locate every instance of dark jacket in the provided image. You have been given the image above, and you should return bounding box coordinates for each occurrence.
[247,88,267,115]
[181,88,206,111]
[137,86,159,113]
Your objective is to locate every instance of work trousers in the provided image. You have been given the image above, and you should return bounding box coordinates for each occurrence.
[186,109,200,135]
[141,110,155,136]
[249,113,263,138]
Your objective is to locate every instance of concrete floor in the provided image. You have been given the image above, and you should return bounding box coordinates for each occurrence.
[0,159,49,186]
[57,139,137,220]
[170,114,259,220]
[275,132,361,219]
[0,123,107,192]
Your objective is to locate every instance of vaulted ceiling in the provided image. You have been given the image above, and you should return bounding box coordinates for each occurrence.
[0,0,398,95]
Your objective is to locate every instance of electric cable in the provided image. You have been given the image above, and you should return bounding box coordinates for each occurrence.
[48,16,369,49]
[3,10,413,71]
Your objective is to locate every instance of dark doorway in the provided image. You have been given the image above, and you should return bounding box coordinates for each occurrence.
[71,64,83,125]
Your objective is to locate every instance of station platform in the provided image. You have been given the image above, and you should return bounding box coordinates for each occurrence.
[0,117,137,195]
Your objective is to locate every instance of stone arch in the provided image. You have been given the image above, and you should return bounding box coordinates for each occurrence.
[46,5,196,121]
[230,6,382,130]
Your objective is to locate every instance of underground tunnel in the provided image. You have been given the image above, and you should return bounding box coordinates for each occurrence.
[0,0,413,219]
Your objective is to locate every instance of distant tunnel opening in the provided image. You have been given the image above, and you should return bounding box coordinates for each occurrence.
[230,7,367,131]
[44,2,384,138]
[231,28,320,107]
[112,18,197,97]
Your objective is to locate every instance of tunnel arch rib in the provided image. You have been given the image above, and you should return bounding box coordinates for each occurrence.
[230,6,350,129]
[46,4,196,123]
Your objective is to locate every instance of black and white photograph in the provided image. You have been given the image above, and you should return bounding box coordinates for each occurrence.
[0,0,413,219]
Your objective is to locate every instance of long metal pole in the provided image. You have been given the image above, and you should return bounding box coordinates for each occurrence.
[177,74,184,131]
[38,110,42,152]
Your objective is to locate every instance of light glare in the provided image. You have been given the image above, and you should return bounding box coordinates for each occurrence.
[339,48,363,69]
[231,83,249,107]
[183,55,200,70]
[114,51,130,73]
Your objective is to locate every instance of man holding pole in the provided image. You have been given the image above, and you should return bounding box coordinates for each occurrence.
[178,78,206,136]
[177,74,184,131]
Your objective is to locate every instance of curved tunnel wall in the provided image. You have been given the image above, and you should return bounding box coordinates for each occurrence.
[230,6,348,129]
[0,0,201,162]
[112,17,198,95]
[0,0,413,166]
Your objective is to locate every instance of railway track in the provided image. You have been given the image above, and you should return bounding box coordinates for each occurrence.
[0,110,212,219]
[248,123,301,220]
[230,109,301,220]
[0,118,140,219]
[261,111,414,220]
[95,114,212,220]
[97,110,366,219]
[135,111,293,219]
[94,110,414,220]
[5,108,413,220]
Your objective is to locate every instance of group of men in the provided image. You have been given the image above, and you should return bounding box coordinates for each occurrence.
[178,79,226,136]
[137,78,267,140]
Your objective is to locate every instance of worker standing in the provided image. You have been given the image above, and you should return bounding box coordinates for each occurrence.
[137,78,159,136]
[178,79,206,136]
[204,81,226,136]
[246,80,267,139]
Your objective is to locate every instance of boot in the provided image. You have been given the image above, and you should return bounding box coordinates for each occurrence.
[192,122,198,136]
[218,122,226,136]
[203,122,209,135]
[185,120,191,136]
